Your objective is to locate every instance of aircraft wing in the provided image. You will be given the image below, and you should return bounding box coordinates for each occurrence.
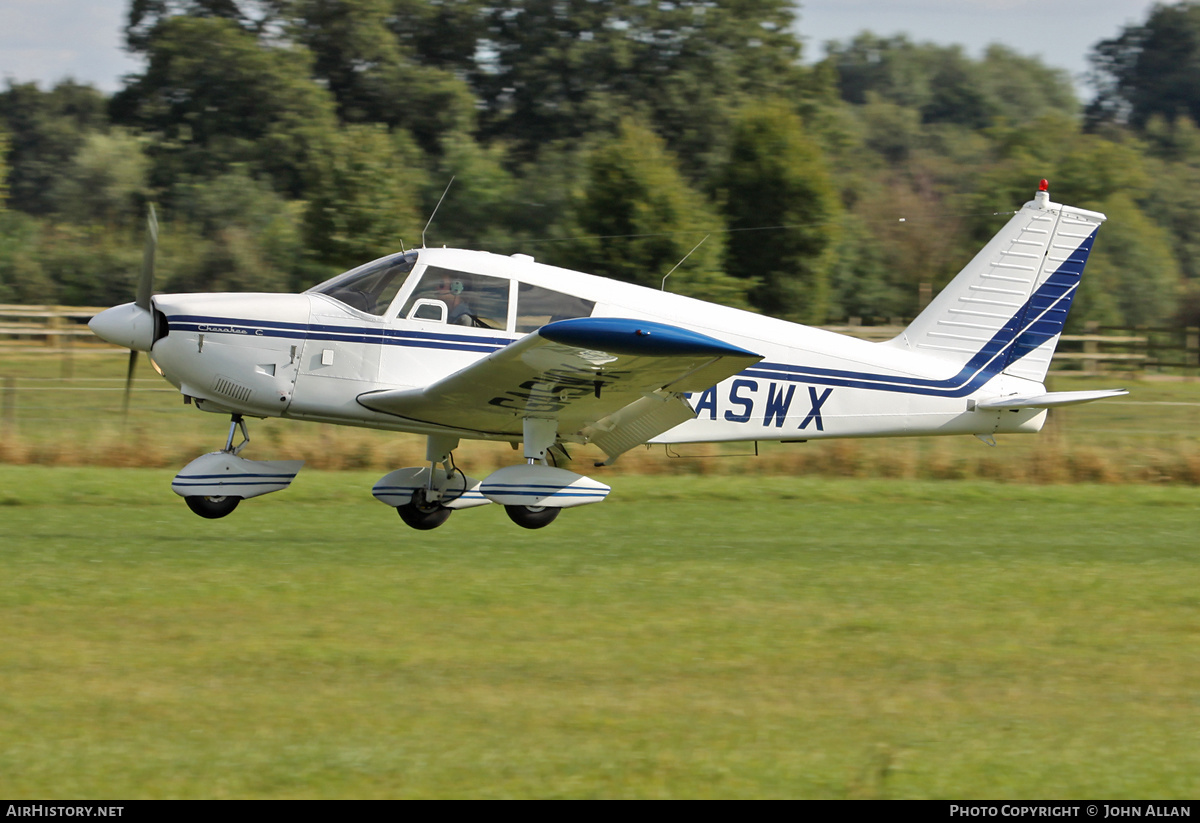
[357,317,762,458]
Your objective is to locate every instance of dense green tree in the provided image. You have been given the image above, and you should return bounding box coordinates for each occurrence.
[473,0,806,172]
[386,0,486,71]
[826,212,904,321]
[1142,112,1200,162]
[1139,116,1200,321]
[417,131,522,251]
[0,81,110,216]
[0,129,8,211]
[1087,1,1200,128]
[977,45,1078,121]
[31,223,142,306]
[0,212,57,304]
[826,34,934,110]
[1069,193,1182,329]
[52,129,150,226]
[123,0,287,52]
[488,142,587,261]
[827,35,1076,128]
[287,0,478,152]
[716,102,840,322]
[110,15,340,197]
[303,123,426,270]
[164,167,306,291]
[564,119,745,307]
[856,93,923,164]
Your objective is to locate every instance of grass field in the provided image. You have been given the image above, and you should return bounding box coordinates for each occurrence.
[1,467,1197,798]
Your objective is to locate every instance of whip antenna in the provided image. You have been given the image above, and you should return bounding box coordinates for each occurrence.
[662,235,709,291]
[422,176,455,248]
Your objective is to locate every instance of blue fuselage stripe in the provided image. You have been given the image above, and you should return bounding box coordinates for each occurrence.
[169,315,510,354]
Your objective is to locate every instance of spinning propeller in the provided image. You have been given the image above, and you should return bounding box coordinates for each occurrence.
[88,206,160,415]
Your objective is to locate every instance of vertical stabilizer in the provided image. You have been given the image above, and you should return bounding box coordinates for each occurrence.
[886,182,1106,384]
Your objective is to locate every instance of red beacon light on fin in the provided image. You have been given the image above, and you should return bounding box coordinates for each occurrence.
[1033,178,1052,209]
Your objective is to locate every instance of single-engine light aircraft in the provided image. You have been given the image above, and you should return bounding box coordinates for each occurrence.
[90,181,1126,529]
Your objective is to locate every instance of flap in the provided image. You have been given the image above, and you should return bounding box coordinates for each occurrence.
[357,317,762,438]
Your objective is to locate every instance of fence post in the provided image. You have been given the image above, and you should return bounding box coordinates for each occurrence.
[45,305,59,349]
[60,306,74,380]
[1084,321,1099,376]
[2,376,15,434]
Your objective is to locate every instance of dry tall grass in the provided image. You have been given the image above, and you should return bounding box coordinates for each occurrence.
[3,419,1200,485]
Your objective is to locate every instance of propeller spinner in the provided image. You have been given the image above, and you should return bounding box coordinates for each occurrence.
[88,206,160,414]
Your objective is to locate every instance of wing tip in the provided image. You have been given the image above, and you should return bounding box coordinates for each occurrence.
[540,317,759,359]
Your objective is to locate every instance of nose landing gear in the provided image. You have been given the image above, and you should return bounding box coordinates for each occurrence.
[172,414,305,519]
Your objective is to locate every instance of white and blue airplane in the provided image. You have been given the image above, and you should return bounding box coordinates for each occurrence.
[89,180,1126,529]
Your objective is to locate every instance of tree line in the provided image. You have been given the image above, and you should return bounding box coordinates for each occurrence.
[2,0,1200,331]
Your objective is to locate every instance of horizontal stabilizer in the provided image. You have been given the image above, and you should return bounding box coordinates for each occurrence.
[973,389,1128,410]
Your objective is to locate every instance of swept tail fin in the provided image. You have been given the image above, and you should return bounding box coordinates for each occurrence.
[886,182,1106,384]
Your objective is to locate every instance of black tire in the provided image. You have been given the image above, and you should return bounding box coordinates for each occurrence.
[397,490,452,530]
[185,495,240,519]
[505,504,560,530]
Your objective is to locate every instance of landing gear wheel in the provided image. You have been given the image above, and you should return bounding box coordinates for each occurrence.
[185,495,240,519]
[505,504,560,530]
[397,490,452,530]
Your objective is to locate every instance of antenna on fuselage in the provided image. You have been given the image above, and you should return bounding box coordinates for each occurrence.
[661,234,709,292]
[422,176,455,248]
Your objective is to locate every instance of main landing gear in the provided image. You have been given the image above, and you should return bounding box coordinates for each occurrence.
[372,435,488,531]
[171,414,304,519]
[373,423,610,531]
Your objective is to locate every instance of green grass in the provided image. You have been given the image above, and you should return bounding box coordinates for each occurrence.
[1,467,1197,798]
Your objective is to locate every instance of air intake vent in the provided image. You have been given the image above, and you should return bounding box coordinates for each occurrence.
[213,376,252,403]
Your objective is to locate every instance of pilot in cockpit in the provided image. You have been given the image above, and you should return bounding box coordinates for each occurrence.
[434,276,474,326]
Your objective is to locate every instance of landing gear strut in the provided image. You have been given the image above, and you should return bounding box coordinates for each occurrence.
[395,435,461,530]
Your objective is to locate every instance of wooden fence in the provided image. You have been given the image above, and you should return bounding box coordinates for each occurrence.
[826,319,1200,375]
[0,304,109,351]
[2,304,1197,376]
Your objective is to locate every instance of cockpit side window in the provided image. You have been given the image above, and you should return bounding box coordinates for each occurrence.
[399,267,510,330]
[515,283,596,333]
[308,252,418,316]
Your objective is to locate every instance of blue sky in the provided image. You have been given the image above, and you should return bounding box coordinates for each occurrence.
[0,1,1161,95]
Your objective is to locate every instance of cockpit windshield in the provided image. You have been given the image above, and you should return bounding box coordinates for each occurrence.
[306,251,419,316]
